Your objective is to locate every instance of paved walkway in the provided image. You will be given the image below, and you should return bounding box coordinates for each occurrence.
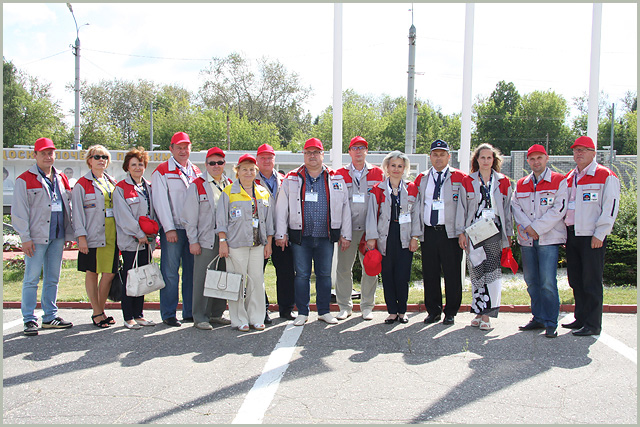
[2,308,636,424]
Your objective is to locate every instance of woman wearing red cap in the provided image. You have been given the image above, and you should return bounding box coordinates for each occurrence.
[72,145,119,328]
[365,151,421,324]
[216,154,275,331]
[112,147,158,329]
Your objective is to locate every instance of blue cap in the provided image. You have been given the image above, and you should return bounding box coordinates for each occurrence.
[430,139,449,152]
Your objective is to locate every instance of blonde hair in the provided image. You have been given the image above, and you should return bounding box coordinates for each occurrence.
[381,150,410,178]
[85,145,111,168]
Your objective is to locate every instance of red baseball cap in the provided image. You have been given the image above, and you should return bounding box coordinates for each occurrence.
[304,138,324,151]
[238,154,257,165]
[206,146,225,158]
[138,216,159,235]
[34,138,56,152]
[363,249,383,276]
[256,144,275,156]
[527,144,547,157]
[349,136,368,149]
[570,136,595,150]
[171,131,191,145]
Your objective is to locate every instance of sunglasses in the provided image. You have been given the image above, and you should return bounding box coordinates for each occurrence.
[350,146,367,151]
[92,155,109,160]
[207,160,225,166]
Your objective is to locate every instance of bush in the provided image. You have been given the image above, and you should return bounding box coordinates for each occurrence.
[603,234,637,286]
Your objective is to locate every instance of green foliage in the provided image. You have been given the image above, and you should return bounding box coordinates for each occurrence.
[603,234,637,286]
[3,58,68,148]
[611,163,637,240]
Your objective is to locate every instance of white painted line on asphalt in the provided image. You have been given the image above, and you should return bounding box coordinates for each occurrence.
[232,322,304,424]
[560,313,637,365]
[3,310,43,332]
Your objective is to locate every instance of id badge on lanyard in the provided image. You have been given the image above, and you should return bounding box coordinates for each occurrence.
[353,193,365,203]
[306,192,318,202]
[432,199,445,211]
[399,212,412,224]
[51,200,63,212]
[482,209,495,220]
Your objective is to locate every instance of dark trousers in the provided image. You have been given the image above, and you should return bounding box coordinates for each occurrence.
[120,246,149,321]
[421,227,463,317]
[566,226,606,331]
[263,238,295,315]
[381,221,413,315]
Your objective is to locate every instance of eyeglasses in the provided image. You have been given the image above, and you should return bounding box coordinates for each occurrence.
[573,148,594,154]
[92,155,109,160]
[350,146,367,151]
[304,151,323,157]
[207,160,225,166]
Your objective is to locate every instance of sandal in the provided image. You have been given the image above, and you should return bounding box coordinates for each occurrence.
[252,323,265,331]
[238,324,250,332]
[470,317,481,327]
[479,320,492,330]
[100,312,116,325]
[91,313,110,328]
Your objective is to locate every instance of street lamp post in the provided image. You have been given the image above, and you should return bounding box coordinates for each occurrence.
[67,3,88,150]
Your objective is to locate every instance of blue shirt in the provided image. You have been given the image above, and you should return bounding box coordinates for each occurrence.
[303,169,328,238]
[259,170,278,195]
[37,166,65,240]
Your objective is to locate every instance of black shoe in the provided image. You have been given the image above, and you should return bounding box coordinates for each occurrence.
[519,320,545,331]
[442,315,455,325]
[561,320,583,329]
[264,313,273,324]
[181,317,194,323]
[23,321,39,336]
[545,327,558,338]
[163,317,182,327]
[384,315,398,324]
[398,315,409,324]
[423,314,441,324]
[279,312,296,320]
[42,317,73,329]
[572,326,600,336]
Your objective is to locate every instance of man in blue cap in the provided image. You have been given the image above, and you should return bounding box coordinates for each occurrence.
[414,140,468,325]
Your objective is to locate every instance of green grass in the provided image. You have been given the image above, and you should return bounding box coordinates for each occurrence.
[3,259,638,305]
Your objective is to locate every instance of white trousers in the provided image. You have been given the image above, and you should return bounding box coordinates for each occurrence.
[228,246,266,327]
[335,229,378,312]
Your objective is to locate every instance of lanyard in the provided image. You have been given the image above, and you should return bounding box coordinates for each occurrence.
[532,168,546,191]
[478,172,492,208]
[135,180,151,216]
[93,174,113,199]
[175,161,194,184]
[242,184,258,216]
[38,168,58,202]
[211,178,226,193]
[432,169,446,199]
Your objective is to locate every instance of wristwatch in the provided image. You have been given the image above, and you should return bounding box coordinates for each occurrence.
[411,236,420,242]
[219,238,227,242]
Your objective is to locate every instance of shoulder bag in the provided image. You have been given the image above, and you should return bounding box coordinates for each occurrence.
[126,244,165,297]
[203,255,244,301]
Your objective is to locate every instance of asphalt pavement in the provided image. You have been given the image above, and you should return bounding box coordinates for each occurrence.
[2,308,637,424]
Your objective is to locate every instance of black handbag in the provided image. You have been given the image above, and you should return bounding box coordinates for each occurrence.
[107,256,125,302]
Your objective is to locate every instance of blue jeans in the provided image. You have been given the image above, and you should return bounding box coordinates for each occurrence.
[291,236,334,316]
[521,241,560,328]
[21,238,65,324]
[159,228,194,320]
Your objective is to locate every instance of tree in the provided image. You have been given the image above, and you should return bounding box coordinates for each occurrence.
[473,81,524,153]
[198,52,311,147]
[519,90,570,155]
[3,58,68,147]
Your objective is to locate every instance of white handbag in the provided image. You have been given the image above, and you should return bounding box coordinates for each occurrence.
[203,255,244,301]
[126,244,165,297]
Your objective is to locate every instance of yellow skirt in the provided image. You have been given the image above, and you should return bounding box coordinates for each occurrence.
[96,217,117,273]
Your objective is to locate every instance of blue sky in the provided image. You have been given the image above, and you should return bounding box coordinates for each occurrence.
[3,2,637,127]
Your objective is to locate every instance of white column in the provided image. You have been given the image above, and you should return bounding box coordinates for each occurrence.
[331,3,343,170]
[587,3,603,148]
[460,3,474,174]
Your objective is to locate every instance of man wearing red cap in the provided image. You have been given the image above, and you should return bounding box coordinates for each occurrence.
[562,136,620,336]
[12,138,74,335]
[275,138,352,326]
[152,131,202,327]
[334,136,384,321]
[255,143,296,322]
[181,146,232,330]
[511,144,568,338]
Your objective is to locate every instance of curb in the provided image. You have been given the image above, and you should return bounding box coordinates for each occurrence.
[3,301,637,314]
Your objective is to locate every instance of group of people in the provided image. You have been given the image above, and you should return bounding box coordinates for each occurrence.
[13,133,619,339]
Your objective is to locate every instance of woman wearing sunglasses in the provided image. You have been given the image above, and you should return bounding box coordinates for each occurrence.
[72,145,119,328]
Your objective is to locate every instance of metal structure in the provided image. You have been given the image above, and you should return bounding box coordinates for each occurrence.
[405,23,417,154]
[67,3,88,150]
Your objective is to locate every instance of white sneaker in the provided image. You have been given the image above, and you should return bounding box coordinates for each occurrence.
[362,309,374,321]
[293,315,308,326]
[318,313,338,324]
[195,322,213,330]
[336,310,352,320]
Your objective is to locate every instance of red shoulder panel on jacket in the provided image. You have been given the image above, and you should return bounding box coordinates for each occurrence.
[17,171,42,190]
[335,167,352,183]
[76,176,95,194]
[498,176,511,195]
[406,182,419,197]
